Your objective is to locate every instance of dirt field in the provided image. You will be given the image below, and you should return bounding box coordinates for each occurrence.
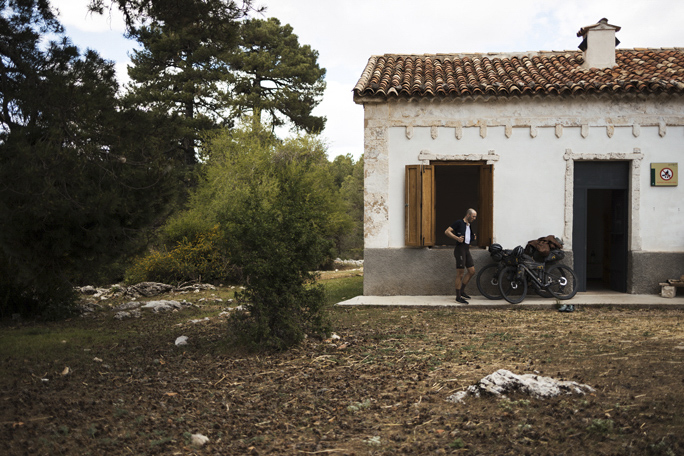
[1,277,683,455]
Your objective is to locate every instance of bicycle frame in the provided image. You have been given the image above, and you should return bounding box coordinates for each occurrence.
[518,263,551,292]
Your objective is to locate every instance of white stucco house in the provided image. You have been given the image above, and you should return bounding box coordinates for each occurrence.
[353,19,683,296]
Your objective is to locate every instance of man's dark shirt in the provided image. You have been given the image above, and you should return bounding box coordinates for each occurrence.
[449,219,470,246]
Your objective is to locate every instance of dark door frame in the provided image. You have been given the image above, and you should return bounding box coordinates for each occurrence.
[572,161,630,292]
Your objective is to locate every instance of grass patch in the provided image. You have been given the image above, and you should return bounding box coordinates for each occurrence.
[323,274,363,305]
[0,325,125,364]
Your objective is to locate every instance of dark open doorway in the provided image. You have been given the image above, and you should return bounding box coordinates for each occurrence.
[573,162,629,292]
[585,189,628,291]
[434,163,493,247]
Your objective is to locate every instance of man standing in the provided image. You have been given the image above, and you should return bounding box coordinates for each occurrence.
[445,209,477,304]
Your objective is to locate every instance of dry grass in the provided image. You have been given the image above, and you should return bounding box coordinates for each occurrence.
[1,276,683,455]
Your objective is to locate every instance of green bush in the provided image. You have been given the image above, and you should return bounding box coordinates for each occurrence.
[125,226,233,286]
[211,127,338,350]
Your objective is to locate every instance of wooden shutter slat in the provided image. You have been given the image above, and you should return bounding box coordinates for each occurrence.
[421,165,435,246]
[405,165,421,246]
[478,164,494,246]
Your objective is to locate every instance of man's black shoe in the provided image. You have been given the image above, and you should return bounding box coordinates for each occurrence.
[461,292,471,299]
[456,296,469,304]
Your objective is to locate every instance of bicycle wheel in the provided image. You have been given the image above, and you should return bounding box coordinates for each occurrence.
[546,265,578,300]
[476,263,503,300]
[498,265,527,304]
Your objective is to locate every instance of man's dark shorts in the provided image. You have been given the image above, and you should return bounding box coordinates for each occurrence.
[454,244,474,269]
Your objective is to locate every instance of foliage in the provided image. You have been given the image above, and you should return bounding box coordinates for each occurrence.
[0,0,180,318]
[124,226,233,286]
[230,17,326,133]
[119,4,326,165]
[88,0,259,30]
[122,0,253,165]
[338,155,364,259]
[328,154,355,188]
[327,154,364,259]
[205,125,349,349]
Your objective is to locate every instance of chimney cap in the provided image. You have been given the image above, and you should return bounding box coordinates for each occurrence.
[577,18,621,38]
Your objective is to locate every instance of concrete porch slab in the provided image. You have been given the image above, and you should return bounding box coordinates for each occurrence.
[337,291,684,309]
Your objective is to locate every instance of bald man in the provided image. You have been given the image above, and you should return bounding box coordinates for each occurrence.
[444,208,477,304]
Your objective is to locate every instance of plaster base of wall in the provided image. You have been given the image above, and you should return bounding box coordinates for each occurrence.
[364,248,682,296]
[363,248,511,296]
[629,251,684,294]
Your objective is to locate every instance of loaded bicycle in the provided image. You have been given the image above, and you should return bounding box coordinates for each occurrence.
[476,239,578,304]
[476,244,549,300]
[498,247,578,304]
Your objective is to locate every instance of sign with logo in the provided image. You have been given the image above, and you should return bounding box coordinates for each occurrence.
[651,163,678,186]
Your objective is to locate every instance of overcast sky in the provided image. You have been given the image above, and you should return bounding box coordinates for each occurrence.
[51,0,684,160]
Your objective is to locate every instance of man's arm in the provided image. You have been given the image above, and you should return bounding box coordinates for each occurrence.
[445,226,465,243]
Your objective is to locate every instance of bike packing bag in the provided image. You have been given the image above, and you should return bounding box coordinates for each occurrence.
[544,249,565,264]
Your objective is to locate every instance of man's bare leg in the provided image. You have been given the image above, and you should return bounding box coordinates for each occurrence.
[460,266,475,298]
[455,269,467,302]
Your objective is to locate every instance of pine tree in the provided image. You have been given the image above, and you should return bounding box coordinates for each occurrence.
[119,0,255,165]
[230,17,326,133]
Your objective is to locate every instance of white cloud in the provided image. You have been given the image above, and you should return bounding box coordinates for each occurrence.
[52,0,126,33]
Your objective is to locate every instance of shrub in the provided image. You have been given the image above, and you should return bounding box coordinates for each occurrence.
[125,226,233,286]
[218,129,337,350]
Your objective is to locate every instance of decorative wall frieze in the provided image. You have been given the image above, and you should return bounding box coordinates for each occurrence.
[377,117,684,131]
[581,124,589,138]
[386,118,684,141]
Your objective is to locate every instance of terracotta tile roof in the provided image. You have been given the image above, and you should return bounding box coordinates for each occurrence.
[353,49,684,101]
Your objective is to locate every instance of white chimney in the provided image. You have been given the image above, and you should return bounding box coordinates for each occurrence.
[577,18,621,69]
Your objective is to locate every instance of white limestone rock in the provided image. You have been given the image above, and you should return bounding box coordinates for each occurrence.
[190,433,209,447]
[175,336,189,346]
[446,369,595,404]
[141,300,184,312]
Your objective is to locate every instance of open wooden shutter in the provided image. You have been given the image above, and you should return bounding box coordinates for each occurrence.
[405,165,435,246]
[478,164,493,246]
[405,165,421,246]
[421,165,435,245]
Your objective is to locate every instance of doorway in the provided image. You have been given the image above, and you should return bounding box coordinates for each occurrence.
[573,162,629,292]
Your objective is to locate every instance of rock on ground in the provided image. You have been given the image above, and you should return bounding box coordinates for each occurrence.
[190,433,209,447]
[141,300,185,312]
[175,336,189,346]
[446,369,595,403]
[125,282,174,298]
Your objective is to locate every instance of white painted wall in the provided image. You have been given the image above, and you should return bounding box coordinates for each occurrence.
[638,125,684,251]
[363,97,684,253]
